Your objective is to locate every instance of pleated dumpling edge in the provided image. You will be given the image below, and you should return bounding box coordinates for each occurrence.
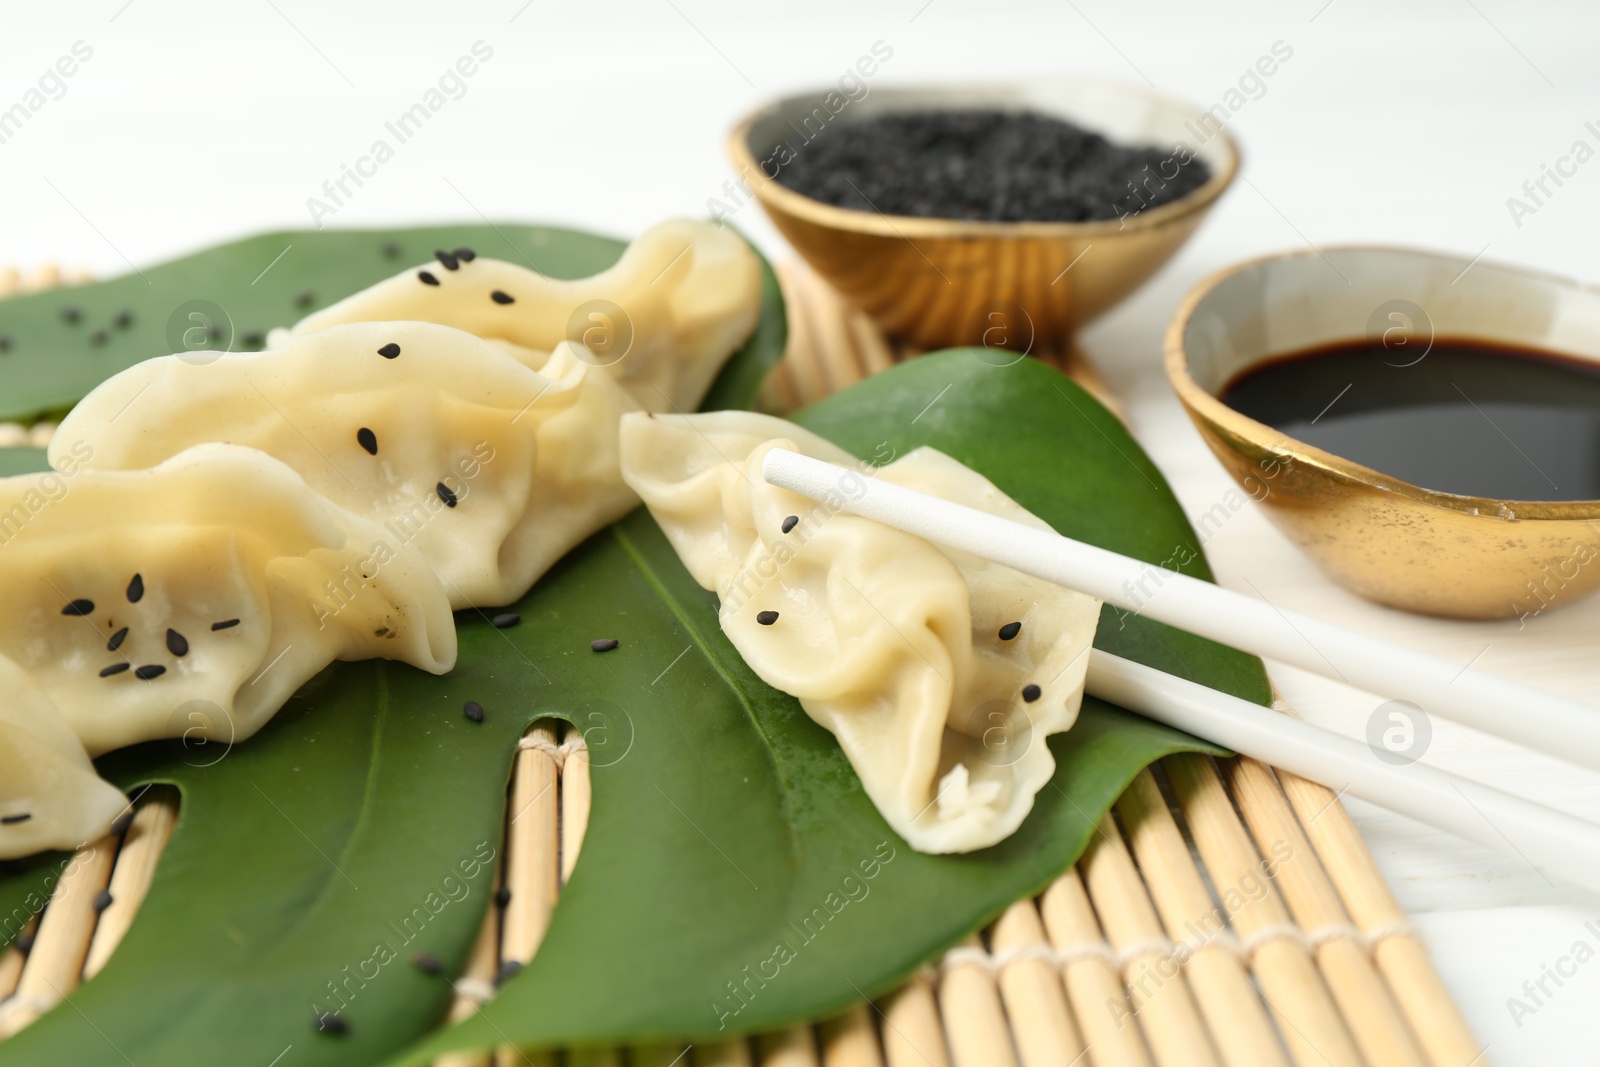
[619,410,1103,853]
[51,321,643,609]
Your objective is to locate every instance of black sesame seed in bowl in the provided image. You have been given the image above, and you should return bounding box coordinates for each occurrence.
[727,81,1239,351]
[773,110,1212,224]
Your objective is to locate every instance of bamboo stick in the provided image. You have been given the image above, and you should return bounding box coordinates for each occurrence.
[1227,759,1427,1067]
[1276,772,1487,1067]
[776,266,829,409]
[1115,770,1287,1067]
[566,1046,624,1067]
[819,1003,885,1067]
[1038,868,1155,1067]
[0,920,35,1002]
[990,900,1088,1067]
[1165,756,1363,1067]
[502,723,560,968]
[700,1037,756,1067]
[806,272,867,397]
[1082,814,1222,1067]
[560,731,591,886]
[0,834,119,1036]
[847,309,896,378]
[937,935,1021,1067]
[84,789,179,979]
[435,859,501,1067]
[631,1043,693,1066]
[555,730,635,1067]
[495,722,562,1067]
[757,1025,822,1067]
[876,976,951,1067]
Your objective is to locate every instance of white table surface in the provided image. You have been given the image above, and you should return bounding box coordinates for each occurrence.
[5,1,1599,1061]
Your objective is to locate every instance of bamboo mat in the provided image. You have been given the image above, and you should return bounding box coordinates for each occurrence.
[0,261,1488,1067]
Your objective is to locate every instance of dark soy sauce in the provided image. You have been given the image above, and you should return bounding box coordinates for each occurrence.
[1219,338,1600,501]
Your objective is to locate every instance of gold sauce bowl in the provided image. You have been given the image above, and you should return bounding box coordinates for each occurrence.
[728,81,1239,351]
[1166,246,1600,620]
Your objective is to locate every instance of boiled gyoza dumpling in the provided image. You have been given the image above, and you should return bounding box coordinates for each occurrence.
[618,411,1102,853]
[282,219,762,414]
[0,443,455,769]
[52,321,641,609]
[0,654,130,858]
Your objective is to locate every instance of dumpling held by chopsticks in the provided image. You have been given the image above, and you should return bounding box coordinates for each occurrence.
[620,411,1102,853]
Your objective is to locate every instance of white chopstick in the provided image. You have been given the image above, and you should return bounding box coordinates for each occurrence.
[1089,649,1600,894]
[762,448,1600,772]
[761,448,1600,890]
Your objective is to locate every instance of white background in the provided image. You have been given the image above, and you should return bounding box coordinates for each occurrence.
[4,1,1600,1062]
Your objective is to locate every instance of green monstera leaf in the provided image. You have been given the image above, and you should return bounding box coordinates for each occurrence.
[0,220,780,968]
[387,352,1263,1063]
[0,228,1263,1067]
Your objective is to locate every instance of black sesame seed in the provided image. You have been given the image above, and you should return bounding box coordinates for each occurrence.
[92,888,113,912]
[13,930,34,954]
[242,331,265,349]
[463,700,485,723]
[60,306,82,325]
[756,610,780,626]
[454,247,476,262]
[127,573,144,603]
[590,638,619,652]
[315,1012,349,1036]
[381,241,402,260]
[434,249,460,271]
[998,621,1022,641]
[497,959,523,985]
[357,427,378,455]
[211,619,241,631]
[378,342,401,359]
[108,627,128,652]
[1021,684,1041,703]
[437,482,458,508]
[491,613,521,629]
[166,629,189,657]
[62,599,95,617]
[418,271,440,286]
[294,290,314,308]
[781,515,799,533]
[110,809,134,837]
[410,952,445,975]
[490,290,515,305]
[0,814,32,826]
[134,665,166,681]
[89,328,108,346]
[495,886,512,908]
[99,663,130,678]
[204,324,221,341]
[113,310,134,329]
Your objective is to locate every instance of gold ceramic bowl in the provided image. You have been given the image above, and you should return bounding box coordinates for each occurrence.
[1167,246,1600,620]
[728,82,1239,350]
